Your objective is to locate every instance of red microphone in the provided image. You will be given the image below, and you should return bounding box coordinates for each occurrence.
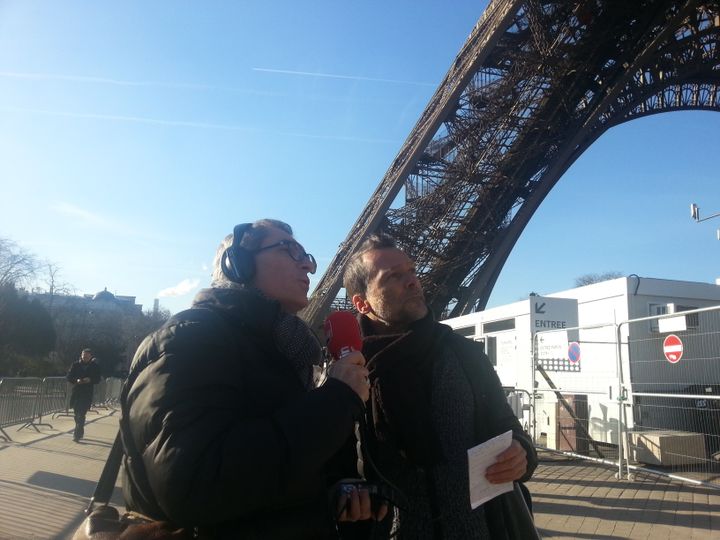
[325,311,368,480]
[324,311,362,360]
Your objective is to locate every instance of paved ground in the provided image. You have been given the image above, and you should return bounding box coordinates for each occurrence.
[531,454,720,539]
[0,410,123,540]
[1,410,719,539]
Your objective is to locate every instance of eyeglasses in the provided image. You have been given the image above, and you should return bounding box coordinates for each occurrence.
[254,240,317,274]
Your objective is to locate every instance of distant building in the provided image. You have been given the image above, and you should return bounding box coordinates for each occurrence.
[30,287,143,315]
[28,288,145,374]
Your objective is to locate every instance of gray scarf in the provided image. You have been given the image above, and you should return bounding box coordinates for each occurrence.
[266,298,321,390]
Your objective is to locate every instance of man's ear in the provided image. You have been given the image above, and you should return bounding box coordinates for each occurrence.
[352,294,372,315]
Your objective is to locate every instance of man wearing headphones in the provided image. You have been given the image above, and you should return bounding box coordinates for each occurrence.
[121,219,380,539]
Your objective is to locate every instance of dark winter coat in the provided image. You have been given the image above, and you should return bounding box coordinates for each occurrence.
[121,288,363,539]
[359,312,538,539]
[66,359,101,410]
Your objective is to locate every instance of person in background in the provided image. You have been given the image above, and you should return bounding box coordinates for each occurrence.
[66,348,102,442]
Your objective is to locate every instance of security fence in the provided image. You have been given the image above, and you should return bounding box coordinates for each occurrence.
[0,376,123,442]
[620,305,720,486]
[100,377,124,406]
[36,376,70,425]
[0,378,42,442]
[526,305,720,489]
[531,321,623,477]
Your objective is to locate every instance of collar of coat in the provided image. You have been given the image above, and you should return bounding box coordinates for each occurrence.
[357,310,456,466]
[358,310,454,371]
[190,287,281,341]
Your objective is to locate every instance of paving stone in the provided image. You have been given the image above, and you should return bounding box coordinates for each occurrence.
[3,422,720,539]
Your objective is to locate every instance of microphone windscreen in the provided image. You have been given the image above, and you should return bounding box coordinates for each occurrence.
[324,311,363,360]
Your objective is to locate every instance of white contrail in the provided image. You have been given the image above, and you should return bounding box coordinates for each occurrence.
[0,70,287,96]
[252,67,434,87]
[5,106,256,131]
[0,70,222,90]
[4,106,398,144]
[52,202,110,227]
[50,201,170,242]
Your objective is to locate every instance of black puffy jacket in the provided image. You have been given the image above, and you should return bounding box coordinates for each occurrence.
[121,288,363,539]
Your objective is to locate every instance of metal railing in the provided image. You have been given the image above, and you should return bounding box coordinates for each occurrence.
[0,376,123,442]
[618,305,720,488]
[0,378,42,441]
[526,305,720,489]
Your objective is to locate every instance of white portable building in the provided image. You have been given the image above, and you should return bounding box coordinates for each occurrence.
[442,277,720,452]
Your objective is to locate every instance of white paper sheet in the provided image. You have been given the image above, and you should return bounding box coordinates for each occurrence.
[467,429,514,509]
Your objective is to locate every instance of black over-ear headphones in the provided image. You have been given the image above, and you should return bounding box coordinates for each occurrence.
[220,223,254,284]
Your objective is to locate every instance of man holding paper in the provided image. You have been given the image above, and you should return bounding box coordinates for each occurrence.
[343,233,538,539]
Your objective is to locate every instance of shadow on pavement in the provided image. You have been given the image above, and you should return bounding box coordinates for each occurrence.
[74,437,113,448]
[28,470,122,501]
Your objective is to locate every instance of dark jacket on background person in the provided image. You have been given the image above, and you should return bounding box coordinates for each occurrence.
[359,311,538,539]
[66,358,102,410]
[121,287,363,539]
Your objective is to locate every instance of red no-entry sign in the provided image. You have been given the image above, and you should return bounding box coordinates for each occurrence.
[663,334,683,364]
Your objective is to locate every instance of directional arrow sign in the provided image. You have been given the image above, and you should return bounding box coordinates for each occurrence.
[530,296,579,341]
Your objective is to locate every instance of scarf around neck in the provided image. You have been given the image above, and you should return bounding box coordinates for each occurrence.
[360,311,454,466]
[272,306,321,390]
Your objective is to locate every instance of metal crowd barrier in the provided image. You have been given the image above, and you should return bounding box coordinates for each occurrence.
[90,377,123,409]
[102,377,123,405]
[0,376,124,442]
[0,378,42,442]
[89,379,108,413]
[37,377,72,424]
[618,305,720,489]
[529,305,720,490]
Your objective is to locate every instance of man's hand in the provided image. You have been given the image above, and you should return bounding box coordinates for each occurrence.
[485,439,528,484]
[328,351,370,402]
[336,485,388,522]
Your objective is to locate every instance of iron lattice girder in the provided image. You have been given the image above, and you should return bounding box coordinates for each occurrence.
[301,0,720,330]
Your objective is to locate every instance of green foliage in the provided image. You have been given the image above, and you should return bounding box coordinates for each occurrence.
[0,349,58,377]
[0,237,173,378]
[0,284,56,376]
[50,302,171,377]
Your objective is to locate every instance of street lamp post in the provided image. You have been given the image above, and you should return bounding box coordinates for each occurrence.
[690,203,720,239]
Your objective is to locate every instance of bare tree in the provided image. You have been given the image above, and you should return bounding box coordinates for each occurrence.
[0,238,41,288]
[574,271,624,287]
[44,262,73,295]
[37,262,75,314]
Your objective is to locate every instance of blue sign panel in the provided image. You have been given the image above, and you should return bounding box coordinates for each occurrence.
[568,342,581,364]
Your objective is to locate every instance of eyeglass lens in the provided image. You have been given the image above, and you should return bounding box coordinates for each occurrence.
[284,241,317,273]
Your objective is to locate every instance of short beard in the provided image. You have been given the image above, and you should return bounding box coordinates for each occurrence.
[371,301,428,332]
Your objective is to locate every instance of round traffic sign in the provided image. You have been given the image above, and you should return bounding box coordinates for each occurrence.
[663,334,683,364]
[568,342,581,364]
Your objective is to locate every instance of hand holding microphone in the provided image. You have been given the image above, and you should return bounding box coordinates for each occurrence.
[324,312,389,524]
[328,352,369,402]
[324,311,370,402]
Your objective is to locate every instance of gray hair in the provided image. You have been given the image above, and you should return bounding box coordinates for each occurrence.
[211,219,293,289]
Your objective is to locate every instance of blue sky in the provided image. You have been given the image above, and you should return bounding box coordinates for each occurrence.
[1,1,718,315]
